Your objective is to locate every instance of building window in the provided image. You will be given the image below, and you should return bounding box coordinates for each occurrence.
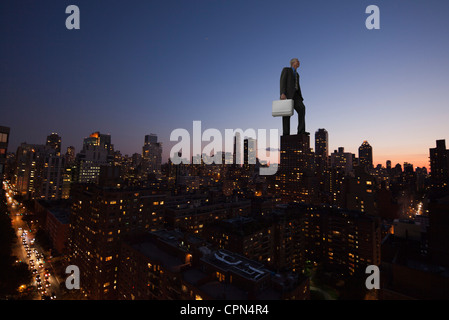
[216,271,225,282]
[0,133,8,143]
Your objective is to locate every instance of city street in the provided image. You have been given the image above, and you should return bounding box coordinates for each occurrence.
[4,181,62,300]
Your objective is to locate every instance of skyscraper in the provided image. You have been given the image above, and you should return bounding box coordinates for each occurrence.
[358,140,373,169]
[68,183,166,299]
[315,129,328,161]
[142,134,162,177]
[386,160,392,172]
[144,134,158,145]
[277,134,315,204]
[75,132,114,183]
[233,132,242,166]
[65,146,76,166]
[0,126,10,185]
[243,138,257,168]
[330,147,354,174]
[14,143,49,199]
[46,133,62,156]
[429,139,449,191]
[40,154,65,200]
[315,128,329,173]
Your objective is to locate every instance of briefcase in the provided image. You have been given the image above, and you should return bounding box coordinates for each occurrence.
[272,99,294,117]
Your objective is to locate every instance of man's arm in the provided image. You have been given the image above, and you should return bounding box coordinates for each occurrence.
[280,68,288,99]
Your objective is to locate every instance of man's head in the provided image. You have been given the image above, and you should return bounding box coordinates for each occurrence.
[290,58,300,70]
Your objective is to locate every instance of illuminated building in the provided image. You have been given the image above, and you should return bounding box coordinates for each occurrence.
[68,183,166,299]
[276,134,316,204]
[0,126,10,184]
[40,153,65,200]
[330,147,354,175]
[118,230,310,300]
[142,134,162,177]
[429,139,449,191]
[315,128,328,171]
[278,203,381,276]
[345,166,377,216]
[13,143,49,199]
[243,138,257,172]
[165,195,251,235]
[358,140,373,169]
[75,132,114,183]
[46,133,62,156]
[65,146,76,166]
[271,204,306,273]
[203,216,275,265]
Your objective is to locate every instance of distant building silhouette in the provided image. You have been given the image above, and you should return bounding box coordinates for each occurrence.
[142,134,162,177]
[315,128,328,172]
[0,126,10,185]
[429,139,449,191]
[358,140,373,169]
[331,147,354,175]
[46,132,62,156]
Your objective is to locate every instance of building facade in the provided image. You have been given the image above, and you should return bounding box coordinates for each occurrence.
[0,126,10,185]
[68,183,166,299]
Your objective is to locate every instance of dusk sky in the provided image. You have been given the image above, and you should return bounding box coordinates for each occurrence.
[2,0,449,169]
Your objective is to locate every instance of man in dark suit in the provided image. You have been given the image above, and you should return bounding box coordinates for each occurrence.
[280,58,307,136]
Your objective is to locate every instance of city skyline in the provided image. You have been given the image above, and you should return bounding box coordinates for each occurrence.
[2,1,449,169]
[0,128,434,170]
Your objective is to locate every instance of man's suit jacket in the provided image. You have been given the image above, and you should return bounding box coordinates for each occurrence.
[280,67,304,101]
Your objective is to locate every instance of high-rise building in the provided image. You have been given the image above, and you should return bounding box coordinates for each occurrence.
[330,147,354,175]
[271,204,306,273]
[315,128,328,169]
[359,140,373,169]
[142,134,162,177]
[243,138,257,174]
[117,229,310,300]
[75,132,114,183]
[13,141,65,200]
[65,146,76,166]
[345,166,377,216]
[0,126,10,184]
[243,138,257,166]
[61,146,76,199]
[68,183,166,299]
[203,216,274,265]
[233,132,242,166]
[46,133,62,156]
[300,203,382,276]
[40,154,65,200]
[429,139,449,191]
[144,134,158,145]
[14,143,49,199]
[277,134,316,204]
